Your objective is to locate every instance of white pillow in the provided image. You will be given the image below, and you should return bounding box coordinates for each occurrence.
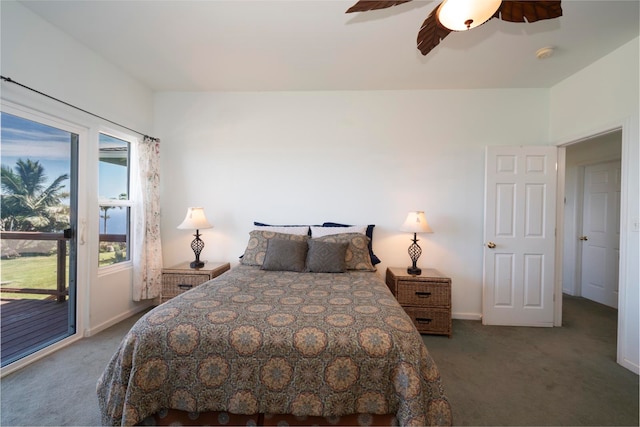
[310,225,367,238]
[254,225,309,236]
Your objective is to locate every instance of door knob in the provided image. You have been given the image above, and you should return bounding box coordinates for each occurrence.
[579,236,588,241]
[487,242,496,249]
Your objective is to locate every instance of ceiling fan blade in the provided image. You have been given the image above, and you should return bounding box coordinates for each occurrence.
[346,0,412,14]
[417,3,452,56]
[496,0,562,23]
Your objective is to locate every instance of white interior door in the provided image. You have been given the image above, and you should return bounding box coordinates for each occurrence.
[580,161,621,308]
[483,146,557,326]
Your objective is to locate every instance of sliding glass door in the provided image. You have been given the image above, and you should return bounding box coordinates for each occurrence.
[0,110,78,367]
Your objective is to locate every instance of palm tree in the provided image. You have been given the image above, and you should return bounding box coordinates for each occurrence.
[100,206,112,234]
[1,158,69,232]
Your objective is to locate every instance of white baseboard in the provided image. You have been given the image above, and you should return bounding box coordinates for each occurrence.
[452,312,482,321]
[84,303,153,337]
[618,356,640,375]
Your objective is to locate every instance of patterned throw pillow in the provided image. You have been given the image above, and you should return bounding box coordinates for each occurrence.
[241,230,310,266]
[305,240,349,273]
[314,233,376,271]
[322,222,381,265]
[261,239,308,272]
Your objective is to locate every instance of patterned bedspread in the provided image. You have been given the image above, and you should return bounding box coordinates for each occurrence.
[96,265,452,426]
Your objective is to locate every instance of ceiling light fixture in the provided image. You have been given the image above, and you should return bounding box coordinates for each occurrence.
[436,0,502,31]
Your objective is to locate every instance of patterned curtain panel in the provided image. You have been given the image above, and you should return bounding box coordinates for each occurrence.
[132,136,163,301]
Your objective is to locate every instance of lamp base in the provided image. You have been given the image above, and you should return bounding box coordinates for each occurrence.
[190,260,205,269]
[407,266,422,276]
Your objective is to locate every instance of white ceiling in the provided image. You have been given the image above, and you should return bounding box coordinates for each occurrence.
[19,0,640,92]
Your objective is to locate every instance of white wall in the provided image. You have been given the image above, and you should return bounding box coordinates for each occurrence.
[1,1,155,340]
[550,38,639,374]
[155,89,550,319]
[0,1,152,134]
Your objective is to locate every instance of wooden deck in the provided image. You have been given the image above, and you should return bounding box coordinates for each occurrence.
[1,298,71,367]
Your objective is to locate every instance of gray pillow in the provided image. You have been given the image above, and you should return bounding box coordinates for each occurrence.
[306,240,348,273]
[261,238,308,272]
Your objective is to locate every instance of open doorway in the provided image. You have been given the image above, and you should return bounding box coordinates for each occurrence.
[556,129,622,363]
[555,119,638,375]
[561,130,622,306]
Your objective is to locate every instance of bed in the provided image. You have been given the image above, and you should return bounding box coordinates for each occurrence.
[97,227,452,426]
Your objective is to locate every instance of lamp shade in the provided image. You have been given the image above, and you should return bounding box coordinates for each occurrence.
[400,211,433,233]
[177,207,212,230]
[437,0,502,31]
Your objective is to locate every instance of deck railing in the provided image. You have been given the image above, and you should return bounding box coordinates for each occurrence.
[0,231,126,302]
[1,231,69,302]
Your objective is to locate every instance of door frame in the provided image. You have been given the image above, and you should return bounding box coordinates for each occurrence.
[553,116,637,373]
[0,100,89,376]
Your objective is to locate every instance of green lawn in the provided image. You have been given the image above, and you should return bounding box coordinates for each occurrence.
[1,254,65,300]
[1,252,119,300]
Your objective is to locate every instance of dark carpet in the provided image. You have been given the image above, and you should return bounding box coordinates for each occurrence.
[423,295,639,426]
[1,295,638,426]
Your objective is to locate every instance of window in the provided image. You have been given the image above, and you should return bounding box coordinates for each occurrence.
[98,133,131,267]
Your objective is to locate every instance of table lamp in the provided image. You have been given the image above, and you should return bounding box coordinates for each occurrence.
[400,211,433,275]
[177,207,212,268]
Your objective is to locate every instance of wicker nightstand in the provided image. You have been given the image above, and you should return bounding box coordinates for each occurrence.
[160,262,230,303]
[385,267,452,337]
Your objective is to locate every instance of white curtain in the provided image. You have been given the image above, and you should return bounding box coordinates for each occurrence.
[132,136,163,301]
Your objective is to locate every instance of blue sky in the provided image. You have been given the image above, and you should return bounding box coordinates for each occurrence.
[1,112,71,185]
[1,112,127,234]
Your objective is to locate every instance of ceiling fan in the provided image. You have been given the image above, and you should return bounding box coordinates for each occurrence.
[346,0,563,56]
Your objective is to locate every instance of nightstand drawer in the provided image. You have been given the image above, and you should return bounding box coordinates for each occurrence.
[396,281,450,307]
[162,274,211,299]
[403,307,451,335]
[160,262,230,303]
